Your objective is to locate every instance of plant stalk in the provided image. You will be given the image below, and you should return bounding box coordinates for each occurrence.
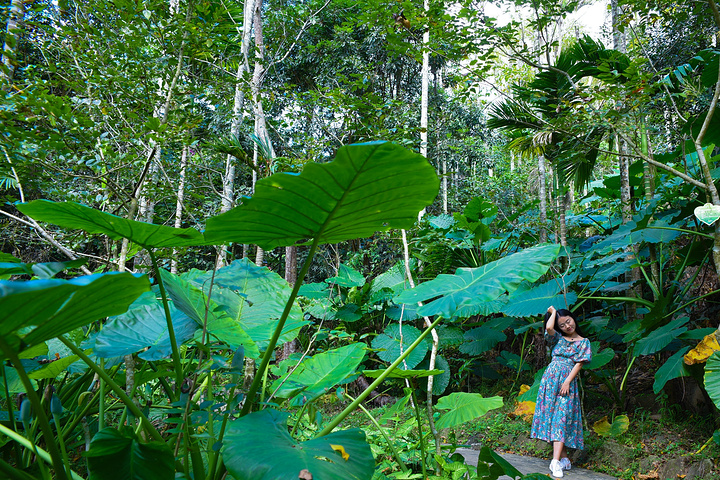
[58,336,164,442]
[0,337,69,480]
[0,424,83,480]
[317,315,444,437]
[150,249,184,396]
[240,237,320,416]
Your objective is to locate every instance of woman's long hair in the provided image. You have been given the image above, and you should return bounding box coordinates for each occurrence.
[544,308,585,338]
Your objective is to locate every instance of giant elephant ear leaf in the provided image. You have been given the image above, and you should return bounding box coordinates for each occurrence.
[705,351,720,410]
[222,410,373,480]
[502,279,578,317]
[16,200,205,248]
[272,343,366,406]
[0,273,150,354]
[396,244,561,319]
[204,142,439,249]
[85,427,175,480]
[434,392,503,429]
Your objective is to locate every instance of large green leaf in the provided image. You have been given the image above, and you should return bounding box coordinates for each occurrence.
[586,341,615,370]
[502,280,578,317]
[198,259,308,351]
[0,259,87,279]
[326,264,365,287]
[85,427,174,480]
[17,200,204,248]
[204,142,439,249]
[369,260,415,300]
[272,343,366,405]
[371,324,429,370]
[705,351,720,410]
[222,410,373,480]
[653,347,692,394]
[634,317,689,357]
[476,446,524,480]
[434,393,503,429]
[94,303,196,361]
[459,327,506,355]
[395,244,561,318]
[418,354,450,395]
[159,269,259,359]
[0,273,150,352]
[27,353,83,379]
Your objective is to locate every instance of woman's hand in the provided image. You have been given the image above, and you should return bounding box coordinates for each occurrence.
[559,380,570,396]
[547,305,556,316]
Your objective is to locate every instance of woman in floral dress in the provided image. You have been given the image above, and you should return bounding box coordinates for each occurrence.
[530,305,592,478]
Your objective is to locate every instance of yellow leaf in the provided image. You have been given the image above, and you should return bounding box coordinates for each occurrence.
[519,384,530,395]
[592,415,629,437]
[330,444,349,461]
[684,334,720,365]
[513,401,535,420]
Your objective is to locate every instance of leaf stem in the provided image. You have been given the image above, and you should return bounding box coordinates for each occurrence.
[411,386,428,479]
[0,337,69,480]
[240,236,320,416]
[316,315,444,437]
[0,424,83,480]
[57,336,164,442]
[150,249,184,397]
[343,393,409,473]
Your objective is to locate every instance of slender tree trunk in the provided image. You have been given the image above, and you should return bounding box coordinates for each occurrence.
[1,0,24,82]
[401,230,441,454]
[218,0,256,268]
[640,120,660,296]
[611,0,626,53]
[280,245,298,361]
[285,246,297,285]
[171,145,188,274]
[417,10,430,222]
[442,159,448,214]
[538,155,548,243]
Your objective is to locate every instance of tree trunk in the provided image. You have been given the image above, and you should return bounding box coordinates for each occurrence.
[1,0,24,82]
[285,246,297,285]
[538,154,548,243]
[171,145,188,274]
[442,159,447,214]
[417,13,430,222]
[218,0,256,265]
[279,245,299,362]
[611,0,626,53]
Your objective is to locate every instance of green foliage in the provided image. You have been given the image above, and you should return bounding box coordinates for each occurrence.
[396,244,561,318]
[17,201,205,248]
[222,410,374,480]
[272,343,367,405]
[705,352,720,410]
[372,324,429,370]
[205,142,440,249]
[434,393,503,430]
[85,427,175,480]
[0,273,150,354]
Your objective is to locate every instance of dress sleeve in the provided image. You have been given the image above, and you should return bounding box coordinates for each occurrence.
[572,339,592,363]
[544,329,561,348]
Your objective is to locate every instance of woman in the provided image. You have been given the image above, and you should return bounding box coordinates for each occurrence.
[530,305,592,478]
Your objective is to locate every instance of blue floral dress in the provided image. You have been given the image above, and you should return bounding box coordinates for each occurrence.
[530,331,592,449]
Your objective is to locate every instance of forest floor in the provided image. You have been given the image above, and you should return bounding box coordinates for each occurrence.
[337,376,720,480]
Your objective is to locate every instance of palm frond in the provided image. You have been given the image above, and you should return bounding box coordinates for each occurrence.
[206,135,257,172]
[487,100,543,132]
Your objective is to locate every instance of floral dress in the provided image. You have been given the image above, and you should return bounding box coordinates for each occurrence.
[530,331,592,449]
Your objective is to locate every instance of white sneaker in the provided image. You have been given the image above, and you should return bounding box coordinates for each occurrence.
[560,457,571,470]
[549,459,564,478]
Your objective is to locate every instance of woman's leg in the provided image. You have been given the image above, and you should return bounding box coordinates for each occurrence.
[561,444,568,459]
[553,441,564,460]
